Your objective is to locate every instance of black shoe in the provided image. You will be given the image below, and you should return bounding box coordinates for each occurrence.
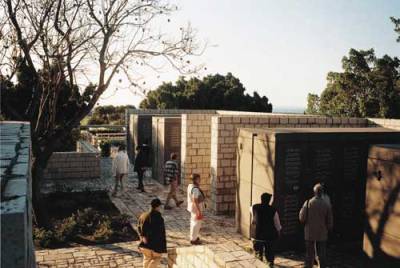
[140,189,146,193]
[164,205,173,210]
[190,239,202,245]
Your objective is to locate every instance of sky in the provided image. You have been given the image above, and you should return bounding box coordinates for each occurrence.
[99,0,400,111]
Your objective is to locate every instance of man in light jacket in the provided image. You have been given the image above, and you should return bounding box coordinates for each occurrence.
[111,144,130,196]
[299,183,333,268]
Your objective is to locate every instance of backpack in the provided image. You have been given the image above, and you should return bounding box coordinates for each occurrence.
[191,186,206,205]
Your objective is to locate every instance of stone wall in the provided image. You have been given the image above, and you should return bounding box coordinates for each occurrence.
[368,118,400,130]
[180,114,214,197]
[126,109,216,161]
[43,151,100,180]
[0,122,35,268]
[168,242,266,268]
[210,115,369,214]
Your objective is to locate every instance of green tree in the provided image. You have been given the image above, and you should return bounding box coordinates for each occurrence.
[306,18,400,118]
[391,17,400,42]
[88,105,135,125]
[305,93,320,115]
[306,49,400,118]
[140,73,273,112]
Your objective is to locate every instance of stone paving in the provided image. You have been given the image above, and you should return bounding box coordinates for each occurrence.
[36,158,363,267]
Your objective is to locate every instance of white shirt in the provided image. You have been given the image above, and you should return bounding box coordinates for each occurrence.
[187,184,204,213]
[112,151,130,176]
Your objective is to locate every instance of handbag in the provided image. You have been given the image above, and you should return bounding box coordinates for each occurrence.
[300,199,310,226]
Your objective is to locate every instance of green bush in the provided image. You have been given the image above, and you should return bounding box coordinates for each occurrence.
[54,216,77,242]
[93,219,113,241]
[34,207,134,248]
[33,228,57,248]
[75,208,101,234]
[110,213,131,230]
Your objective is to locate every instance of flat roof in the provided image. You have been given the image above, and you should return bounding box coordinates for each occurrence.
[240,127,399,134]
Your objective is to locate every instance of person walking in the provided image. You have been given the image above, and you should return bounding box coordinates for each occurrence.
[187,173,205,245]
[299,183,333,268]
[164,153,183,210]
[134,145,146,192]
[251,193,282,267]
[111,144,130,197]
[138,198,167,268]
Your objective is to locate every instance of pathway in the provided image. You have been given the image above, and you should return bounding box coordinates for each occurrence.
[36,158,363,267]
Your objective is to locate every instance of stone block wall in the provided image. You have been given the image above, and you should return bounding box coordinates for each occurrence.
[43,152,100,180]
[126,109,216,161]
[180,114,214,197]
[210,115,369,214]
[1,122,35,268]
[168,242,266,268]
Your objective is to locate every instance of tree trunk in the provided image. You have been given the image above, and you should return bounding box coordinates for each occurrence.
[31,156,51,228]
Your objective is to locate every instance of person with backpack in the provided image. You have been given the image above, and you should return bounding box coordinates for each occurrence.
[138,198,167,268]
[250,193,282,267]
[299,183,333,268]
[111,144,130,197]
[187,173,205,245]
[164,153,184,210]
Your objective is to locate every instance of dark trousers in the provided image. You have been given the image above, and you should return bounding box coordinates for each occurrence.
[253,240,275,264]
[137,169,144,190]
[305,240,327,268]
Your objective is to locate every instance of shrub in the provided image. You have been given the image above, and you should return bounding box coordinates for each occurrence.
[75,208,101,234]
[33,228,56,248]
[93,219,113,241]
[54,216,77,242]
[110,213,131,230]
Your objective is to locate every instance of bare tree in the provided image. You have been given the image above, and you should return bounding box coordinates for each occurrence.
[1,0,203,226]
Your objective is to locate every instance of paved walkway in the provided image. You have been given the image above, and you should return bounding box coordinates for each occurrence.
[36,158,363,267]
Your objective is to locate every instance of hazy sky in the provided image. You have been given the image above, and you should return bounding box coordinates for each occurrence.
[99,0,400,110]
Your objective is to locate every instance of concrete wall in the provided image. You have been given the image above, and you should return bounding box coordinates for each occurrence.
[168,242,266,268]
[368,118,400,130]
[43,151,100,180]
[126,109,216,161]
[0,122,35,268]
[180,114,214,197]
[210,115,369,214]
[77,140,99,153]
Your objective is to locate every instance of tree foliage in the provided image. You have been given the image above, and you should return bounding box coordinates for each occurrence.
[140,73,273,112]
[0,0,201,226]
[306,18,400,118]
[306,93,320,115]
[391,17,400,42]
[87,105,135,125]
[306,49,400,118]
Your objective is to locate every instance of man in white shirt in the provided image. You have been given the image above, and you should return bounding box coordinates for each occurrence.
[187,173,205,245]
[112,144,130,197]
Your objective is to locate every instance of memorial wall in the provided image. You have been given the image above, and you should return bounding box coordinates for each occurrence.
[237,128,400,250]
